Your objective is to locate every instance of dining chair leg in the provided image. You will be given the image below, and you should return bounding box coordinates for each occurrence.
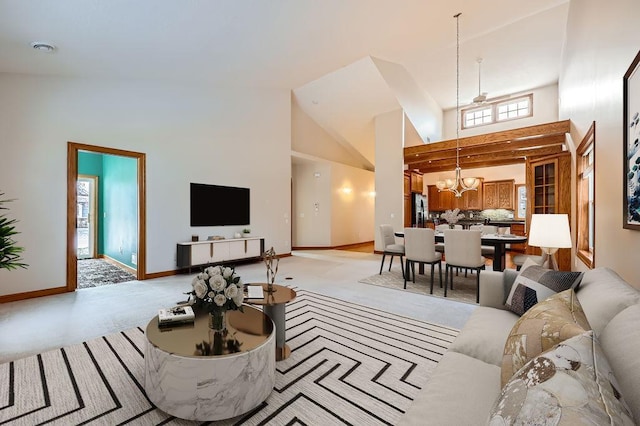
[379,253,386,275]
[430,263,435,294]
[400,256,405,279]
[444,265,448,297]
[438,262,443,289]
[476,268,481,303]
[403,259,410,289]
[388,255,394,271]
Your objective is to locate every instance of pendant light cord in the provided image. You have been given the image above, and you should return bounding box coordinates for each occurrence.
[454,12,461,169]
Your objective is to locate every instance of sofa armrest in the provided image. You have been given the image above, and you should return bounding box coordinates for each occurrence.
[479,269,519,309]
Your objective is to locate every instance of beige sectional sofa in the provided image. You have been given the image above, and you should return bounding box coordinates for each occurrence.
[400,267,640,425]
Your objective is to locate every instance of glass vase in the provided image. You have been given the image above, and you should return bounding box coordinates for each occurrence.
[208,310,226,332]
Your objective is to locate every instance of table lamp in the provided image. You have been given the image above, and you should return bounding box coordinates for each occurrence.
[527,214,572,270]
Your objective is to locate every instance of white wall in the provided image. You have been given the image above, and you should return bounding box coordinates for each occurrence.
[0,74,291,296]
[291,97,365,168]
[442,84,559,140]
[559,0,640,286]
[374,109,405,251]
[331,164,375,246]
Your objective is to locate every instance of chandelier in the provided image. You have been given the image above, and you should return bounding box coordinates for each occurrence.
[435,12,480,198]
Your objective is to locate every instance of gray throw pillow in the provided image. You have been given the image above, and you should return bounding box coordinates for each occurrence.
[505,263,583,316]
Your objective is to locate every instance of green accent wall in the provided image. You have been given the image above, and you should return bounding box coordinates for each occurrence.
[103,155,138,268]
[78,151,137,269]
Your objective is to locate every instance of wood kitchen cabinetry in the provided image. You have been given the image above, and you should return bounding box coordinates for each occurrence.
[404,171,424,227]
[483,180,515,210]
[526,153,571,270]
[427,182,482,212]
[509,222,527,252]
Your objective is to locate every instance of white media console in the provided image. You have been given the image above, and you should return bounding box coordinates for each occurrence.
[177,237,265,271]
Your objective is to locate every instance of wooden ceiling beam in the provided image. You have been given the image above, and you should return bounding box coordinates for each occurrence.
[408,145,566,173]
[404,134,566,165]
[404,119,570,157]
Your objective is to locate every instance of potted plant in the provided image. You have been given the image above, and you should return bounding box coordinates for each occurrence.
[242,228,251,237]
[0,192,27,270]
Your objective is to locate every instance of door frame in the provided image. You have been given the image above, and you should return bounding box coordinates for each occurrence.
[67,142,147,291]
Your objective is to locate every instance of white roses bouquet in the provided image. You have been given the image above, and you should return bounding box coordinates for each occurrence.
[187,265,244,314]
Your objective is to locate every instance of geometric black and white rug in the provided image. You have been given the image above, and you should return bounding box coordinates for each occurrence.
[0,290,459,425]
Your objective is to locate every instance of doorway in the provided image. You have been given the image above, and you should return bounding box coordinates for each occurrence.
[77,175,97,260]
[67,142,147,292]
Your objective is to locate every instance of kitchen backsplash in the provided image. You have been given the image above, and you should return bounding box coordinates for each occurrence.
[429,208,515,221]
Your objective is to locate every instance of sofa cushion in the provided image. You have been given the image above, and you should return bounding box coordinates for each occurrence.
[399,351,501,426]
[501,288,591,387]
[489,331,635,425]
[449,307,518,366]
[576,267,640,336]
[599,304,640,421]
[505,261,583,316]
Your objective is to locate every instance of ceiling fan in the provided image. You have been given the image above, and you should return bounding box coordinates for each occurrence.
[472,58,488,105]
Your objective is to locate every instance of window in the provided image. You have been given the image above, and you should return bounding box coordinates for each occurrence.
[576,122,595,268]
[462,94,533,129]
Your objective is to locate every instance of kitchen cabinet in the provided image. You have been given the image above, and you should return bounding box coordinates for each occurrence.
[526,153,571,270]
[410,171,423,194]
[509,222,527,252]
[483,180,515,210]
[454,178,483,210]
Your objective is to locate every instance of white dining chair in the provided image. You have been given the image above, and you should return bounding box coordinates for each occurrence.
[403,227,442,293]
[379,224,405,278]
[470,224,497,259]
[443,229,485,303]
[434,224,461,253]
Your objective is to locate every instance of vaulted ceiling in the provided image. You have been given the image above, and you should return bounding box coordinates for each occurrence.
[0,0,570,166]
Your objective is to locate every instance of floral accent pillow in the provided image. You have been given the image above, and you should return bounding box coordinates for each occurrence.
[491,331,635,425]
[501,288,591,387]
[505,261,584,316]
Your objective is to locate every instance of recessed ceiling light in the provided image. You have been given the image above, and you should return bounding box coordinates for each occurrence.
[31,42,56,52]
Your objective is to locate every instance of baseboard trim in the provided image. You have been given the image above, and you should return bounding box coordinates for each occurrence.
[293,241,374,251]
[100,254,137,276]
[0,286,69,303]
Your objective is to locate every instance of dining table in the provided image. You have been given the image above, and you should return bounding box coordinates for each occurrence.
[394,230,527,272]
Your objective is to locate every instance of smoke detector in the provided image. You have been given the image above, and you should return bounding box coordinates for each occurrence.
[31,42,56,52]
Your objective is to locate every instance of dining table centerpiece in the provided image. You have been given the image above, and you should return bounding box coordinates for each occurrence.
[187,265,244,332]
[441,208,465,228]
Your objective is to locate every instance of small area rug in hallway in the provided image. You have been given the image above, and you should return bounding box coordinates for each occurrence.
[78,258,136,288]
[0,289,458,425]
[359,267,480,305]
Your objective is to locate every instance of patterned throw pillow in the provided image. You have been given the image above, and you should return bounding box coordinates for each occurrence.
[490,331,635,425]
[501,288,591,387]
[505,262,583,316]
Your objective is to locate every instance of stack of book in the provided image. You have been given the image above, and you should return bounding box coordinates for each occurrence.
[158,305,195,326]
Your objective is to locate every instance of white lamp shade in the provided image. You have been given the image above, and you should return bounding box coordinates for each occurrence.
[528,214,572,249]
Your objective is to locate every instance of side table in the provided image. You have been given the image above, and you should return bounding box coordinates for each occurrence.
[245,283,296,361]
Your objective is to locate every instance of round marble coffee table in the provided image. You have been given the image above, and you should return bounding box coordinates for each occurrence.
[144,306,275,421]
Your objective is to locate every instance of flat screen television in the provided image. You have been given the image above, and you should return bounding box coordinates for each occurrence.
[190,183,250,226]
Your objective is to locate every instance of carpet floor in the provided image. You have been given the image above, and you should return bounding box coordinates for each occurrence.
[359,266,482,305]
[77,258,137,289]
[0,289,458,425]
